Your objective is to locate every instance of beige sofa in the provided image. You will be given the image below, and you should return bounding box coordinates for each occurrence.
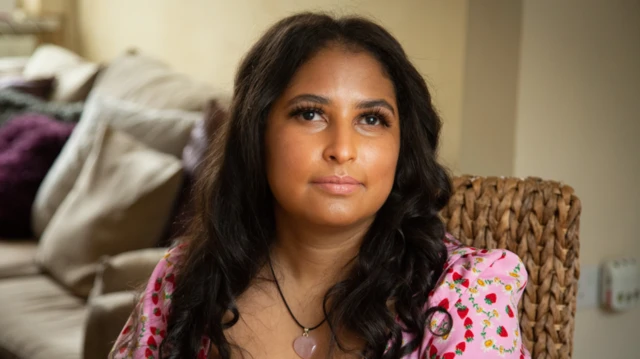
[0,45,224,359]
[0,238,165,359]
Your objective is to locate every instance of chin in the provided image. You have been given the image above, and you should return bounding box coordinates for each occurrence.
[313,216,362,228]
[305,209,373,229]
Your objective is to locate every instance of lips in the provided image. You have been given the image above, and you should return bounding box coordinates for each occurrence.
[311,176,362,195]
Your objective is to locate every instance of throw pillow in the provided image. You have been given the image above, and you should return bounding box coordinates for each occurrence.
[89,247,169,301]
[0,76,54,99]
[0,89,84,127]
[0,113,74,238]
[23,44,100,102]
[36,124,183,297]
[31,94,200,236]
[89,51,215,111]
[0,56,29,77]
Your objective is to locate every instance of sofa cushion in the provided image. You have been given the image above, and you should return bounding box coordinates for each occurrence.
[32,94,199,236]
[0,114,75,238]
[0,57,29,77]
[90,51,214,111]
[36,124,183,297]
[89,247,167,301]
[0,275,86,359]
[0,238,39,279]
[0,89,84,128]
[23,44,100,103]
[84,291,138,359]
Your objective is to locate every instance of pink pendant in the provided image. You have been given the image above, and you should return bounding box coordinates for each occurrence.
[293,335,318,359]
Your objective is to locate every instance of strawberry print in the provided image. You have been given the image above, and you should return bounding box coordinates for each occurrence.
[506,305,515,318]
[455,301,469,319]
[428,344,438,359]
[109,236,531,359]
[452,272,470,288]
[121,325,131,335]
[484,293,497,305]
[457,307,469,319]
[497,326,509,337]
[165,273,175,284]
[437,298,450,310]
[464,329,474,343]
[147,335,158,349]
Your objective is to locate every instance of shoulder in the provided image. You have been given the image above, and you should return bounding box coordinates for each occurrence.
[439,233,528,295]
[418,234,530,358]
[431,234,528,313]
[141,243,186,316]
[110,244,187,358]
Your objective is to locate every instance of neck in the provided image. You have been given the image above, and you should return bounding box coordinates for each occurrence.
[270,209,372,292]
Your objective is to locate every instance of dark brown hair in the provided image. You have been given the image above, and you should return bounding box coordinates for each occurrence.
[150,12,451,359]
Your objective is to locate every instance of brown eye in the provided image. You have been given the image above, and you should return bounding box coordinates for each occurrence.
[363,115,381,126]
[302,111,318,121]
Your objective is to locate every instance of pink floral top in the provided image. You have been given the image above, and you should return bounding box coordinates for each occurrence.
[111,235,531,359]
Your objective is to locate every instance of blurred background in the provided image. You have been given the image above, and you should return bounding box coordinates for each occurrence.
[0,1,638,359]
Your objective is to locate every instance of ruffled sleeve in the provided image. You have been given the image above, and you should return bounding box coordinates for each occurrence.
[110,245,183,359]
[421,245,530,359]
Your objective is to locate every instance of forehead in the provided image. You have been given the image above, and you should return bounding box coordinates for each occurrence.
[279,46,397,104]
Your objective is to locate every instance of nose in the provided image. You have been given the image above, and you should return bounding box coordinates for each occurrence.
[322,118,357,164]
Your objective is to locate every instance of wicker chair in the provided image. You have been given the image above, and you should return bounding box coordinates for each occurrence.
[440,176,581,359]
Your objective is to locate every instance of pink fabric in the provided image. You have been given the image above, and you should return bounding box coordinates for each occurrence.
[111,235,530,359]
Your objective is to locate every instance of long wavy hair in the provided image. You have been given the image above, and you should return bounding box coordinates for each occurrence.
[149,12,451,359]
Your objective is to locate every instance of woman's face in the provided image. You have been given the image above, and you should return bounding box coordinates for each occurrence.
[265,45,401,229]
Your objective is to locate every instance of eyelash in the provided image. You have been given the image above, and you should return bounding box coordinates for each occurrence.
[288,105,391,127]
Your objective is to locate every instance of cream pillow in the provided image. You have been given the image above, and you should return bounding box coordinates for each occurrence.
[90,51,215,111]
[88,247,168,301]
[31,94,200,236]
[23,44,100,102]
[36,124,183,297]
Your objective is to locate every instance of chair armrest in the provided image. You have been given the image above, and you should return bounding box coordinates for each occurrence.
[83,291,137,359]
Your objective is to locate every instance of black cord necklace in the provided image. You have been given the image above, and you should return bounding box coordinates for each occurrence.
[268,256,326,359]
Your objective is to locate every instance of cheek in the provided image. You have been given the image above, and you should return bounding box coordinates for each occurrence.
[265,127,315,190]
[361,139,400,193]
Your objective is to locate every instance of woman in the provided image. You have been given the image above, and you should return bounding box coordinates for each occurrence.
[111,12,529,359]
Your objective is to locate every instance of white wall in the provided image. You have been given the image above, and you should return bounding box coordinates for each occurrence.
[459,0,521,176]
[514,1,640,358]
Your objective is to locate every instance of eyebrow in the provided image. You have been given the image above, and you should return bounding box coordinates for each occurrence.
[286,94,396,116]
